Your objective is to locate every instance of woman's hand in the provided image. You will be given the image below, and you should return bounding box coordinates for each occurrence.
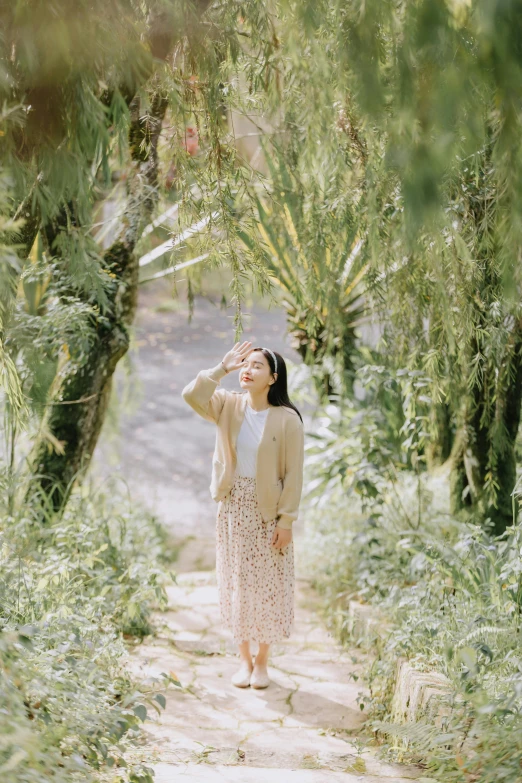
[271,526,292,551]
[221,341,253,373]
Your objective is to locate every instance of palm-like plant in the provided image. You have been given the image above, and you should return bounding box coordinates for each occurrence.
[241,145,368,399]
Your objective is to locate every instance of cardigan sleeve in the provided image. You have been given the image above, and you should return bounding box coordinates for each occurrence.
[181,362,229,424]
[276,415,305,530]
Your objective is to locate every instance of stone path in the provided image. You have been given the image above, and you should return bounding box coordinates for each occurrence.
[95,277,421,781]
[127,562,422,782]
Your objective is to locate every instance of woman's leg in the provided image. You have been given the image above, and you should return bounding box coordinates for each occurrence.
[254,641,270,670]
[250,641,271,688]
[238,640,253,667]
[231,639,254,687]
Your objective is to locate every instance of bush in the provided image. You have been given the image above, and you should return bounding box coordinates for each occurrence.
[301,397,522,783]
[0,476,176,783]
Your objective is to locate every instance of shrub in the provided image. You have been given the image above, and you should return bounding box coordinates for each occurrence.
[0,476,175,783]
[301,396,522,782]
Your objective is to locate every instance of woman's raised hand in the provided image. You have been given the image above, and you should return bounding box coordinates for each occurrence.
[221,341,253,373]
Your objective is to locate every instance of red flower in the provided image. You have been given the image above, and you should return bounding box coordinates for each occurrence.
[182,126,199,156]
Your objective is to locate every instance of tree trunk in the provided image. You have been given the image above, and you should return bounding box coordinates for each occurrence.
[1,207,40,339]
[28,94,168,513]
[426,400,453,470]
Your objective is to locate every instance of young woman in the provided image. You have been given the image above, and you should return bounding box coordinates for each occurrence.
[181,341,305,689]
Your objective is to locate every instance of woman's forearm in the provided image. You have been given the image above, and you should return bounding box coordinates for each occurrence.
[181,362,228,423]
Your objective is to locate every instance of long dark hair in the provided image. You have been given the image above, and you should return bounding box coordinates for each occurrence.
[251,347,303,423]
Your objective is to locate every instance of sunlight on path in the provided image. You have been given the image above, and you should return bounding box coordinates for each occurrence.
[114,281,423,780]
[127,546,422,782]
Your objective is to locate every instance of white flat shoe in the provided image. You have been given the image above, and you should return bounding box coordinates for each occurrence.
[250,666,270,689]
[231,663,253,688]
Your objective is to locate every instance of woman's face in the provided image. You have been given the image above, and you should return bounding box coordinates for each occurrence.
[239,350,276,393]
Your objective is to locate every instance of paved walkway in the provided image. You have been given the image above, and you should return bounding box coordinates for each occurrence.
[127,562,422,782]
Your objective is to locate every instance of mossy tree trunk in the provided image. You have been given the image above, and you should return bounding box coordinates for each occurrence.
[28,93,167,512]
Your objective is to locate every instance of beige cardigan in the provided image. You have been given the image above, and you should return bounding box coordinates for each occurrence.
[181,362,304,529]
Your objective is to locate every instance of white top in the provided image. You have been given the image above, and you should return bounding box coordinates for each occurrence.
[234,404,270,478]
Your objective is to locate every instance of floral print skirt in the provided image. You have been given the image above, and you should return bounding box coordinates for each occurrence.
[215,474,295,644]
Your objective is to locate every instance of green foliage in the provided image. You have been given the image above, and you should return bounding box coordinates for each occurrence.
[240,143,367,399]
[0,0,285,507]
[303,359,433,512]
[301,384,522,782]
[0,170,27,419]
[281,0,522,240]
[270,0,522,531]
[0,475,176,782]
